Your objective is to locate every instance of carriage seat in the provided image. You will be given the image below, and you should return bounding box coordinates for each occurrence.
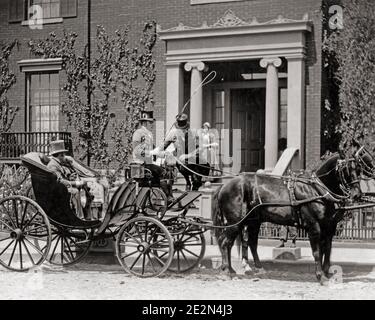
[21,152,101,229]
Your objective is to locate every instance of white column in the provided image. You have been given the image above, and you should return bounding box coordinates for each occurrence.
[166,63,184,131]
[184,61,206,129]
[287,56,305,169]
[260,57,282,171]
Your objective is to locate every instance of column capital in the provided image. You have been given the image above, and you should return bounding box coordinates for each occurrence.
[184,61,206,72]
[260,57,282,69]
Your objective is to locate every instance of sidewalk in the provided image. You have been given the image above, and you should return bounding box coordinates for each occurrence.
[199,242,375,274]
[85,240,375,274]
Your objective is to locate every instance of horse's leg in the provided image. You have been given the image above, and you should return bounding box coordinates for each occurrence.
[240,226,252,273]
[322,228,335,277]
[306,221,327,284]
[218,228,238,275]
[247,221,263,271]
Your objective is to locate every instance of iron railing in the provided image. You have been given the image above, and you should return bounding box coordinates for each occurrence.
[0,132,73,161]
[259,207,375,242]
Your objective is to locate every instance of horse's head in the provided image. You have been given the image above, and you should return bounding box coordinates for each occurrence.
[354,146,375,178]
[338,145,375,201]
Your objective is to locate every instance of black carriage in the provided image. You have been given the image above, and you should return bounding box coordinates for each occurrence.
[0,152,205,277]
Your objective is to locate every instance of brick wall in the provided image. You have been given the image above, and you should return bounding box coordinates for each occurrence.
[0,0,323,168]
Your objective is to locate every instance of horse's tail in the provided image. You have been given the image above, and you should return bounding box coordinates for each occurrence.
[211,184,224,239]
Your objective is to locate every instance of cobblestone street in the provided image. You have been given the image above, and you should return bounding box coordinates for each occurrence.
[0,264,374,300]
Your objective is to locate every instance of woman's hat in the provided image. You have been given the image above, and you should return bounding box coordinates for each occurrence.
[139,111,155,122]
[175,113,189,129]
[49,140,68,156]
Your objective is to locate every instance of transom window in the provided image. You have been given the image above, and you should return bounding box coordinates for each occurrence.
[29,72,60,132]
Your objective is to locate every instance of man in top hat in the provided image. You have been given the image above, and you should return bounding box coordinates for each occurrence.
[47,140,85,189]
[153,113,210,191]
[47,140,89,218]
[132,111,175,204]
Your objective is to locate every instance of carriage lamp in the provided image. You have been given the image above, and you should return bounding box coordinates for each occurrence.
[130,163,145,179]
[80,189,87,209]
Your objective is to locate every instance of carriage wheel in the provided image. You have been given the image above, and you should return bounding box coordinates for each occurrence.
[116,216,174,278]
[141,188,167,218]
[47,227,92,266]
[161,218,206,273]
[0,196,51,272]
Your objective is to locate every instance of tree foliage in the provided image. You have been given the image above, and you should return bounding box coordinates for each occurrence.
[28,22,157,169]
[0,40,19,133]
[324,0,375,154]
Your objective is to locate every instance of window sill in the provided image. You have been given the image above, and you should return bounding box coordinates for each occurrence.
[21,17,63,26]
[191,0,246,4]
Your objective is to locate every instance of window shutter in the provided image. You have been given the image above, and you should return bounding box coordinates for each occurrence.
[9,0,25,22]
[61,0,77,18]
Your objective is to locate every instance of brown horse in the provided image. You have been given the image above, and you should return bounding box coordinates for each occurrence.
[211,147,375,284]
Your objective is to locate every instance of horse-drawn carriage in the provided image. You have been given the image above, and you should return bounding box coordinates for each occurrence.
[1,145,375,283]
[0,152,207,277]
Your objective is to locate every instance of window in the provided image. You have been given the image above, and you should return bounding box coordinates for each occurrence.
[29,72,60,132]
[29,0,60,19]
[9,0,77,23]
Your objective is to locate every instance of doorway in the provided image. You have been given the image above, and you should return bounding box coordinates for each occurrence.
[231,88,265,172]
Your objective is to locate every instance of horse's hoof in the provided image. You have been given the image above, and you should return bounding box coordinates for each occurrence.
[320,275,330,286]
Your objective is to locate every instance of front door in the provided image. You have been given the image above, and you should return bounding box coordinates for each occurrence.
[231,88,265,172]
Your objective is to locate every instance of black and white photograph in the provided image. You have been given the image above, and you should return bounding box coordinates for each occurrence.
[0,0,374,303]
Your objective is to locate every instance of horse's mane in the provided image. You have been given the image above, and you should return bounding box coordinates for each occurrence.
[315,153,340,177]
[314,153,344,196]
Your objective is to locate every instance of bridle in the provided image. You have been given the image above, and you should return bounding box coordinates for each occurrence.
[354,146,375,178]
[336,158,359,197]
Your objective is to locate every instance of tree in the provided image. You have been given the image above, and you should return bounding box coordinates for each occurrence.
[324,0,375,154]
[0,40,19,133]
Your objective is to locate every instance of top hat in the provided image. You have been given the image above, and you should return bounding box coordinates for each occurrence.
[175,113,189,129]
[49,140,68,156]
[139,110,155,122]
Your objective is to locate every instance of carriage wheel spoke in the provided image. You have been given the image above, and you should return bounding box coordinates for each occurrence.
[61,236,65,264]
[146,252,157,273]
[141,253,146,275]
[0,239,15,256]
[158,251,168,260]
[20,201,29,228]
[149,251,166,267]
[63,238,75,262]
[50,236,61,260]
[182,247,199,258]
[24,238,44,257]
[21,239,35,265]
[22,212,39,231]
[121,250,138,260]
[24,224,47,235]
[0,203,17,230]
[0,236,11,242]
[150,236,170,250]
[67,236,87,251]
[19,240,23,269]
[177,250,181,271]
[12,199,19,228]
[8,240,18,267]
[123,231,142,245]
[0,219,14,232]
[130,252,143,270]
[180,248,189,263]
